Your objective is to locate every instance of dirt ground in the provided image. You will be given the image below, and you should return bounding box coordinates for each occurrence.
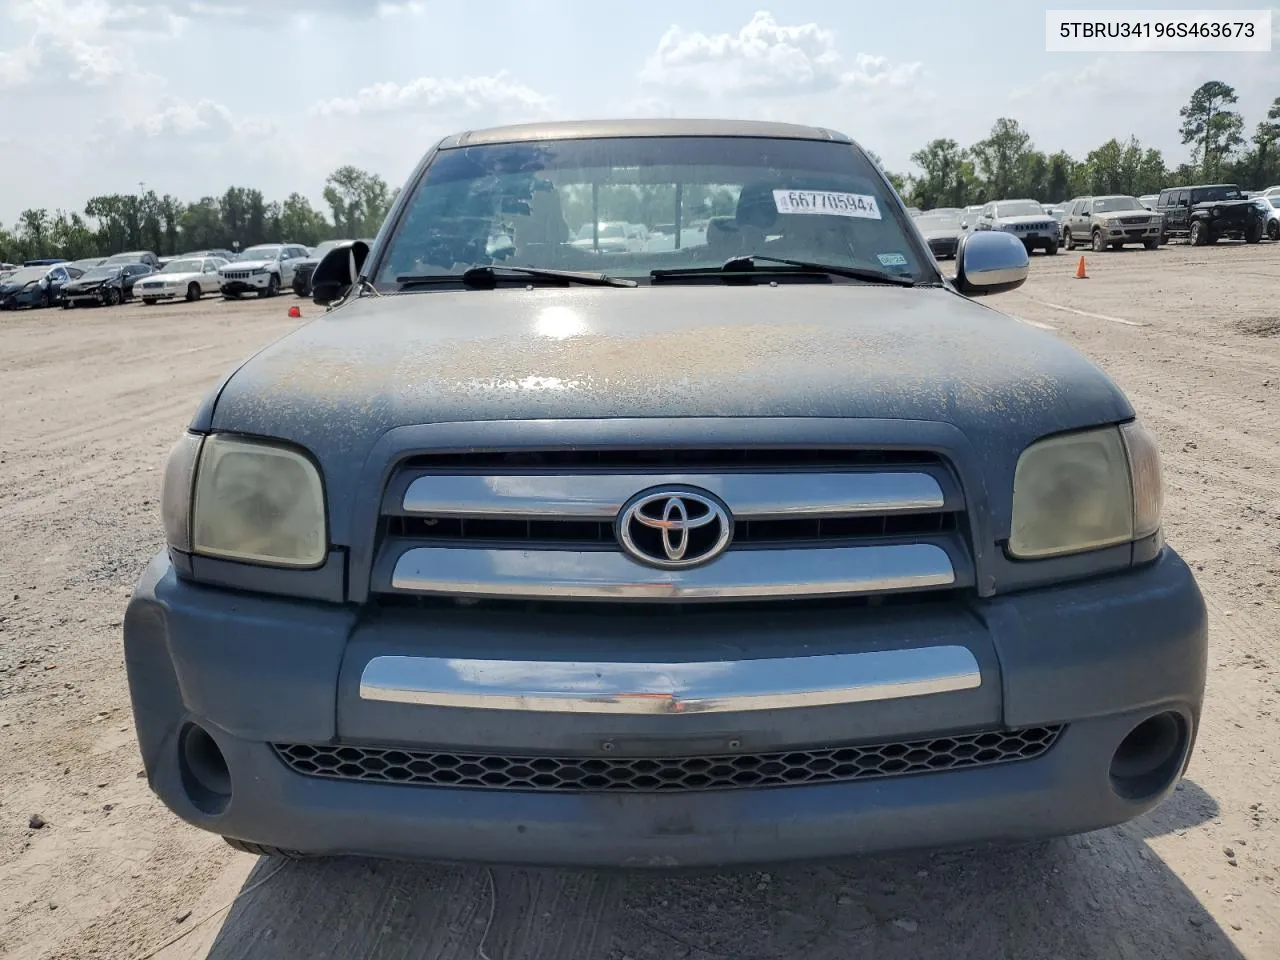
[0,243,1277,960]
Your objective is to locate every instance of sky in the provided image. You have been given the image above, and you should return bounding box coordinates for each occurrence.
[0,0,1278,223]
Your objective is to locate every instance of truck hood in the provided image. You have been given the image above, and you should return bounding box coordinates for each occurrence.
[221,259,274,271]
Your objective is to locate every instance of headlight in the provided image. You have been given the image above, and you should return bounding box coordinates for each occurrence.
[251,267,269,275]
[164,433,327,567]
[1008,422,1162,559]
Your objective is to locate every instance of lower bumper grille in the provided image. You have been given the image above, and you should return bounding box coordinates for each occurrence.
[273,726,1063,794]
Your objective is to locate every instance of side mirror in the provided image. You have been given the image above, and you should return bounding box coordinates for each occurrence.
[311,239,370,306]
[952,230,1028,297]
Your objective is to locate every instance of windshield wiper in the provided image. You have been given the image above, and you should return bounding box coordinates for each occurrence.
[396,265,636,289]
[650,255,915,287]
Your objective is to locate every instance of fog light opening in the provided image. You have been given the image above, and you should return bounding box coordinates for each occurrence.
[179,723,232,816]
[1109,711,1188,802]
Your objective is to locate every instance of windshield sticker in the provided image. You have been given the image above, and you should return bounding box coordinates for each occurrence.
[877,252,908,267]
[773,190,881,220]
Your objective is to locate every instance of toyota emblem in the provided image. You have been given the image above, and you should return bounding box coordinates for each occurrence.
[616,487,733,569]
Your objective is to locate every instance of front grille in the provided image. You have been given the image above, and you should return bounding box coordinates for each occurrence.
[274,726,1063,793]
[376,447,972,602]
[385,510,958,546]
[1119,216,1149,225]
[221,270,255,280]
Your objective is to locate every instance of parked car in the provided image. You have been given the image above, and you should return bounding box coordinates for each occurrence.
[975,199,1060,254]
[1060,195,1162,252]
[102,250,162,269]
[135,256,228,304]
[1255,196,1280,241]
[1261,185,1280,198]
[1138,195,1159,211]
[23,258,68,267]
[126,117,1206,869]
[1155,184,1265,245]
[912,208,965,259]
[61,263,150,307]
[68,256,107,273]
[218,244,308,299]
[291,239,364,297]
[0,262,82,309]
[569,221,648,254]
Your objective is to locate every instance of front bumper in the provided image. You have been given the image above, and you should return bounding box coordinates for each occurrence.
[0,289,42,308]
[1105,223,1161,241]
[137,286,180,300]
[219,275,272,294]
[124,548,1207,867]
[64,289,110,304]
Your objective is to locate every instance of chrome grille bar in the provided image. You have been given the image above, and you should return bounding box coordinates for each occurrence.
[389,543,956,601]
[400,472,947,519]
[358,645,982,713]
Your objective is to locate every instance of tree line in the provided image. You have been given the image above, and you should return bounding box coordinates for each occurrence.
[0,165,398,264]
[886,82,1280,210]
[2,80,1276,263]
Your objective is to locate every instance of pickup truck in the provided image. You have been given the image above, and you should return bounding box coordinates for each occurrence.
[125,118,1207,868]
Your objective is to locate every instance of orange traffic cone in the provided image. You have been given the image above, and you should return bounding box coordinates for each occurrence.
[1074,255,1088,279]
[288,305,301,318]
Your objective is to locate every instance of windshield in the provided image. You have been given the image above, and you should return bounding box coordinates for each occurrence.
[161,259,203,273]
[81,266,123,280]
[372,136,927,287]
[1093,197,1143,213]
[914,212,962,230]
[103,254,142,264]
[993,201,1045,218]
[5,267,48,284]
[238,246,280,261]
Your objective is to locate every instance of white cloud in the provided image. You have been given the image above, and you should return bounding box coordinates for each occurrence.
[309,71,552,119]
[639,10,920,98]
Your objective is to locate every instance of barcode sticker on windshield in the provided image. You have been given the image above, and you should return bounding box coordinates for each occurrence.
[773,190,881,219]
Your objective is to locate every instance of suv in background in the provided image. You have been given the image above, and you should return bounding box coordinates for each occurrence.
[1060,195,1162,252]
[1155,184,1265,246]
[975,199,1059,254]
[218,243,309,298]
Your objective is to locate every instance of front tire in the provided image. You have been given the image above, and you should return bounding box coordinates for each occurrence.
[258,274,280,299]
[1091,229,1106,253]
[186,282,201,302]
[1268,221,1280,241]
[38,290,51,309]
[1044,238,1059,255]
[1189,221,1206,246]
[1245,222,1263,244]
[1143,238,1159,250]
[104,287,120,307]
[1063,228,1075,250]
[223,837,308,859]
[142,298,156,306]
